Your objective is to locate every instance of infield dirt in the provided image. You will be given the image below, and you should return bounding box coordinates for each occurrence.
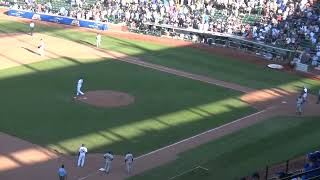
[0,9,320,180]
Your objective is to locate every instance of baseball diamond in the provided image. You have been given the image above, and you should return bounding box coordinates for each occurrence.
[0,2,320,180]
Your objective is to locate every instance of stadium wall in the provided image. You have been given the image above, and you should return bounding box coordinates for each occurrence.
[6,9,108,31]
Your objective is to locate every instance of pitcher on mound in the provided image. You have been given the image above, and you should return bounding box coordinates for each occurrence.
[76,77,85,96]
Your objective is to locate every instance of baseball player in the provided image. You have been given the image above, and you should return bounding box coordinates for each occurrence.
[96,33,101,48]
[124,152,134,174]
[77,144,88,167]
[296,95,304,115]
[29,21,35,36]
[302,87,308,103]
[76,77,84,96]
[103,151,114,174]
[38,38,45,56]
[303,87,308,94]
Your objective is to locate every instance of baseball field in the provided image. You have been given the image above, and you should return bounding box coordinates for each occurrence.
[0,9,320,180]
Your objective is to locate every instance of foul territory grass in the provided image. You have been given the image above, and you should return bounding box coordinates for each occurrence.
[129,116,320,180]
[0,19,319,94]
[0,57,255,155]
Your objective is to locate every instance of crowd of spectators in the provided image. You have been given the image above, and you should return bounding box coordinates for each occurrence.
[300,151,320,180]
[9,0,320,66]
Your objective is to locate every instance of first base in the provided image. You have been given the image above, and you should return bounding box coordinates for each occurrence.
[99,168,106,172]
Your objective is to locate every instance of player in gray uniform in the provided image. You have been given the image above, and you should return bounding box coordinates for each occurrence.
[96,33,101,48]
[38,38,45,56]
[124,152,134,174]
[296,95,304,115]
[103,151,114,174]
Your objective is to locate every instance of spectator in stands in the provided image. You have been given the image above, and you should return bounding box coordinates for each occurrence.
[251,172,260,180]
[11,0,320,59]
[290,53,301,68]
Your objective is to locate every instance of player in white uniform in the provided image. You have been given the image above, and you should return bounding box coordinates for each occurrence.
[29,21,35,36]
[76,77,84,96]
[103,151,114,174]
[96,33,101,48]
[302,86,308,103]
[124,152,134,174]
[77,144,88,167]
[38,38,45,56]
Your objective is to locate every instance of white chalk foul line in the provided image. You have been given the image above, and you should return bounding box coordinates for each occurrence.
[78,109,267,180]
[78,170,100,180]
[198,166,209,171]
[167,166,209,180]
[136,109,267,160]
[167,166,200,180]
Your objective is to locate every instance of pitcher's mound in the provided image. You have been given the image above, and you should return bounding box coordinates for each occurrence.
[77,90,134,108]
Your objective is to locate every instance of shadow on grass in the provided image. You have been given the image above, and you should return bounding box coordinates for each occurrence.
[0,18,319,179]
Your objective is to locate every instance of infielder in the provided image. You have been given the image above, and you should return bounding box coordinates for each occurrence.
[29,21,35,36]
[77,144,88,167]
[124,152,134,174]
[96,33,101,48]
[302,87,308,103]
[38,38,45,56]
[76,77,84,96]
[303,87,308,94]
[103,151,114,174]
[296,95,304,115]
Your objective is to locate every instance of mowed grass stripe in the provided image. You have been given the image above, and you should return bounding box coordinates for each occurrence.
[129,116,320,180]
[1,19,319,94]
[0,57,254,155]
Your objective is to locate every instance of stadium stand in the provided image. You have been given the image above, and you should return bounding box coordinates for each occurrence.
[245,150,320,180]
[6,0,320,68]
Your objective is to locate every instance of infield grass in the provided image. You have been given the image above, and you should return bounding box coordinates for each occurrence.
[129,116,320,180]
[0,57,255,155]
[1,19,319,94]
[1,15,320,179]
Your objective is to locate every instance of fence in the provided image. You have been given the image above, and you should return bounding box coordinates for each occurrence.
[276,167,320,180]
[241,156,307,180]
[7,9,108,30]
[134,22,301,64]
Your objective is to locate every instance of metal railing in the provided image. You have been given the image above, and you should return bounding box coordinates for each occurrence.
[277,167,320,180]
[135,22,301,63]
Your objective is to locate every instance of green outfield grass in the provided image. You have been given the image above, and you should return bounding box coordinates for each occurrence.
[1,19,319,94]
[129,116,320,180]
[1,17,320,178]
[0,56,255,155]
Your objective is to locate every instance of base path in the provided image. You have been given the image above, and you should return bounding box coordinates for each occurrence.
[0,10,320,180]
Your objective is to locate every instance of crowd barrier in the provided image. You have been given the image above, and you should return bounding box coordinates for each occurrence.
[142,22,300,63]
[7,9,108,30]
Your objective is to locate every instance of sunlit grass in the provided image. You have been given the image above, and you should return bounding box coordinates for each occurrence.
[129,116,320,180]
[48,98,249,154]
